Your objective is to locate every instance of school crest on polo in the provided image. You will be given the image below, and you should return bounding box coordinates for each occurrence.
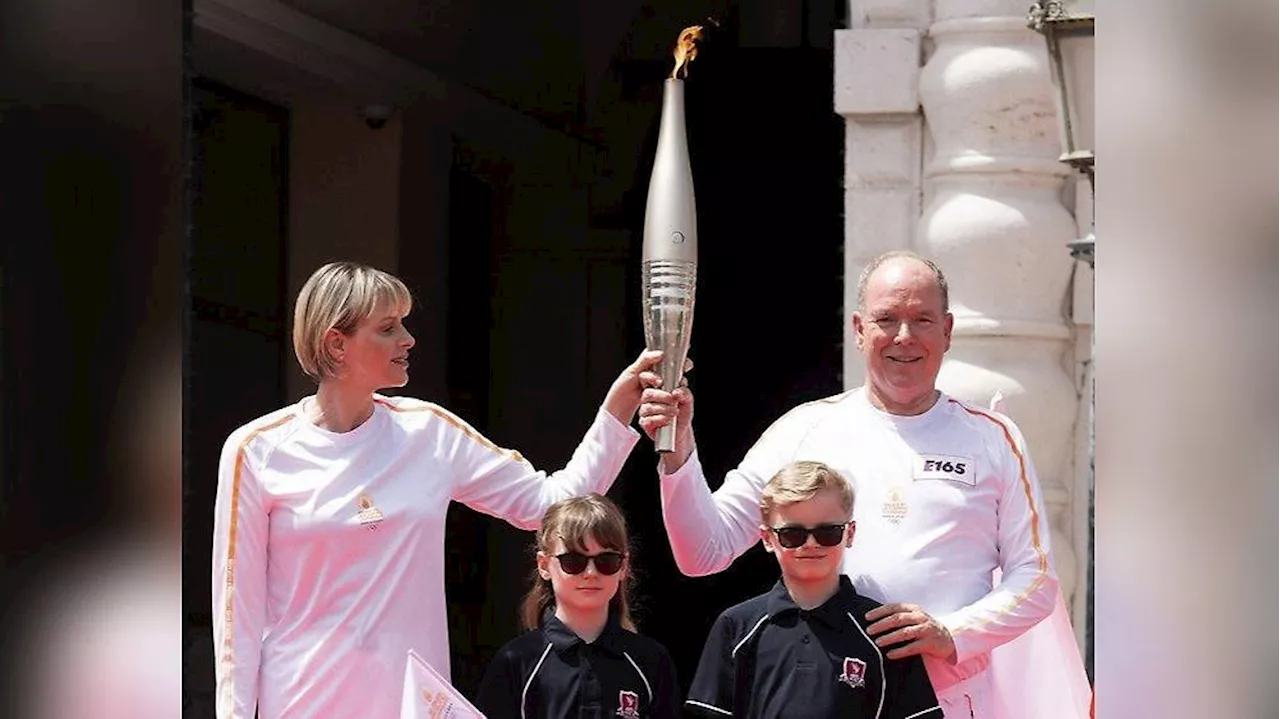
[838,657,867,689]
[615,689,641,718]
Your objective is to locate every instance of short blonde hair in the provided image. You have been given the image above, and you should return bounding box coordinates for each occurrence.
[292,262,413,382]
[759,461,855,525]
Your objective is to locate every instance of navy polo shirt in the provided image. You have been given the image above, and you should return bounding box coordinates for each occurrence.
[686,576,943,719]
[475,610,681,719]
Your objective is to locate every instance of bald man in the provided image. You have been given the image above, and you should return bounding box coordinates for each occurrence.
[638,251,1061,719]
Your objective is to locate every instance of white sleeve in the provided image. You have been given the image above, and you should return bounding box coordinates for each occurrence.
[211,433,269,719]
[939,416,1059,664]
[658,410,812,576]
[451,408,640,529]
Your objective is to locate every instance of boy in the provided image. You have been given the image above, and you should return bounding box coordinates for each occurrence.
[685,461,943,719]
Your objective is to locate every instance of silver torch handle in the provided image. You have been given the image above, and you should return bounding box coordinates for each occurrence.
[642,78,698,453]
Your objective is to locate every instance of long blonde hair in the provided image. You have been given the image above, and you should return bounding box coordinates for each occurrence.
[519,493,637,632]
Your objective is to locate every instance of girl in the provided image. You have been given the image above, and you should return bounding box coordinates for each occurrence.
[476,493,680,718]
[211,262,663,718]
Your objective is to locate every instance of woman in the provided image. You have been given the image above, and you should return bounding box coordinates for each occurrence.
[211,261,660,718]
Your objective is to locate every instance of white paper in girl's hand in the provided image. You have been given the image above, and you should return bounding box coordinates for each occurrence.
[401,649,486,719]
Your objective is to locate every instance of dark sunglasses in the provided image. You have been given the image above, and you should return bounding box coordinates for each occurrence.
[554,551,626,576]
[767,522,850,549]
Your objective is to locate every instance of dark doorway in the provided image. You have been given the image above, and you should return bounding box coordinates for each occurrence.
[613,40,845,692]
[441,148,502,697]
[182,78,290,717]
[444,158,495,430]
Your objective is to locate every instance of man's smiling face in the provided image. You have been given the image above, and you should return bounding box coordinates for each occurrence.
[853,257,953,416]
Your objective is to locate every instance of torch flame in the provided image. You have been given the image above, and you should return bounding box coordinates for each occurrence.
[670,25,704,80]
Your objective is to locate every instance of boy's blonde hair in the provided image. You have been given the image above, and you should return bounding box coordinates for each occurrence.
[759,460,855,524]
[521,493,638,632]
[292,261,413,382]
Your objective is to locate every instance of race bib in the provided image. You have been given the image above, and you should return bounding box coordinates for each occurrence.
[913,454,976,486]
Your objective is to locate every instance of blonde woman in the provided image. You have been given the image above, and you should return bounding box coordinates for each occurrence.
[211,261,662,719]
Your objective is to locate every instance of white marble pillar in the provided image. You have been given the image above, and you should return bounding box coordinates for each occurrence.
[837,0,930,389]
[1069,173,1094,639]
[916,1,1082,621]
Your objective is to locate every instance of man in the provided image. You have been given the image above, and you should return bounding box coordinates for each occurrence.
[638,251,1063,718]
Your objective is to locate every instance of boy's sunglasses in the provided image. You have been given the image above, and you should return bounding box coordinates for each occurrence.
[554,551,626,576]
[767,522,850,549]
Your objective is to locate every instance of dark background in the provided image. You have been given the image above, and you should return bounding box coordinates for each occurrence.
[0,0,845,714]
[0,1,186,716]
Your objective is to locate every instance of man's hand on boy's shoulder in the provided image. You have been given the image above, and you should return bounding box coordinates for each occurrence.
[864,602,957,663]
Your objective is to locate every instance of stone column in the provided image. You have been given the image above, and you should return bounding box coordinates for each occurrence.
[836,0,930,389]
[916,2,1082,617]
[1069,173,1094,639]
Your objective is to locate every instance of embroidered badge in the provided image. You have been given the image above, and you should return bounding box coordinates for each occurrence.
[881,487,909,525]
[838,657,867,689]
[356,495,385,531]
[616,690,641,718]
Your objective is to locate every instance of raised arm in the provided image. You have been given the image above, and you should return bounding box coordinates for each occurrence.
[640,380,812,577]
[656,448,766,576]
[449,351,659,528]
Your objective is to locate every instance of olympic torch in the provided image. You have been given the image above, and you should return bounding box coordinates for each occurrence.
[643,26,702,453]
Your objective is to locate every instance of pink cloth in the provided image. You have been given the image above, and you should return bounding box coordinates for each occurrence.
[986,585,1092,719]
[984,392,1092,718]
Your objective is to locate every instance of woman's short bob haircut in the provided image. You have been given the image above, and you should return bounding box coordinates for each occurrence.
[292,261,413,382]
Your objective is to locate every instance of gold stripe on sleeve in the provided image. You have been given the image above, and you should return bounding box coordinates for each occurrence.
[221,414,294,679]
[950,401,1051,631]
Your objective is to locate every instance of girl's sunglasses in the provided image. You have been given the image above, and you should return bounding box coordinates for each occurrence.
[554,551,626,576]
[767,522,850,549]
